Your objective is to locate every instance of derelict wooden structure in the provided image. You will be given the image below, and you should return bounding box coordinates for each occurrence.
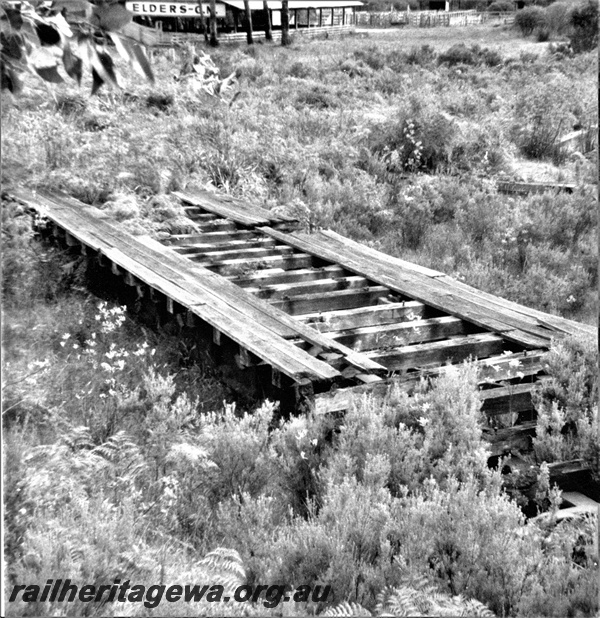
[11,187,596,459]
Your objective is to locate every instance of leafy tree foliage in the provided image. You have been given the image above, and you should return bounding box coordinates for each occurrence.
[569,0,599,52]
[1,0,154,95]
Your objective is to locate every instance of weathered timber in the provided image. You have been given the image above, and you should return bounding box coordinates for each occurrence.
[299,301,435,331]
[480,382,538,416]
[187,244,294,262]
[332,316,472,351]
[477,350,546,382]
[138,238,387,376]
[174,188,297,227]
[41,195,386,378]
[14,189,344,382]
[497,181,577,196]
[231,265,349,287]
[167,230,258,246]
[482,421,537,456]
[14,184,594,436]
[313,352,547,415]
[174,237,276,253]
[261,227,593,347]
[556,125,598,154]
[193,220,238,233]
[197,253,315,276]
[364,333,507,371]
[181,209,222,220]
[247,276,370,300]
[441,278,595,340]
[270,286,394,316]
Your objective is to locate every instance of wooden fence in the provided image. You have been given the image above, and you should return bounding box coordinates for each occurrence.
[355,9,515,28]
[151,23,356,46]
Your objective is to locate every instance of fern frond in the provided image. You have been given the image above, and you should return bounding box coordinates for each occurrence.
[322,601,372,617]
[198,547,246,585]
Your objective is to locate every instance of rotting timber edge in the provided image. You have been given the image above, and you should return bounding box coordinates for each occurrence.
[10,186,597,458]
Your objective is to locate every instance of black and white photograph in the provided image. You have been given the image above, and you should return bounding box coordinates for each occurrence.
[1,0,599,615]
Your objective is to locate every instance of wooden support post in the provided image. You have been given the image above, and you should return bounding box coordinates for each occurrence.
[97,253,106,267]
[236,345,251,368]
[186,310,196,327]
[294,379,315,414]
[111,261,120,276]
[166,297,174,314]
[213,327,221,345]
[272,367,281,388]
[124,272,136,287]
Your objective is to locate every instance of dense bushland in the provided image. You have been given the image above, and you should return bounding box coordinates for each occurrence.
[2,29,597,322]
[2,213,598,616]
[2,24,598,616]
[3,249,598,615]
[515,0,599,47]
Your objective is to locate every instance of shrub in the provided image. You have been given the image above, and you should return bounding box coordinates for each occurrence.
[438,44,478,66]
[545,1,573,36]
[569,0,599,52]
[536,26,551,41]
[532,335,599,472]
[515,6,547,36]
[354,46,387,71]
[288,61,313,79]
[403,44,437,66]
[488,0,514,12]
[295,84,338,110]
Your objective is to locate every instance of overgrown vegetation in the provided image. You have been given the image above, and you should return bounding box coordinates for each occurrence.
[2,26,597,321]
[2,18,598,618]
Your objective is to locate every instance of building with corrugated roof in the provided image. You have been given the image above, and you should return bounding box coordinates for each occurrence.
[125,0,364,39]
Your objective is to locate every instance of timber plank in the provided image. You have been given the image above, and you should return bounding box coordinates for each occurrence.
[197,253,315,276]
[247,276,369,300]
[193,220,238,233]
[364,333,506,371]
[477,351,547,383]
[314,232,558,343]
[332,316,472,351]
[166,230,258,245]
[231,265,348,287]
[14,189,341,382]
[260,226,572,348]
[23,189,385,377]
[444,278,596,339]
[174,237,276,253]
[480,382,540,416]
[188,244,294,262]
[174,189,297,227]
[299,301,434,331]
[271,286,393,316]
[482,421,537,456]
[137,237,387,374]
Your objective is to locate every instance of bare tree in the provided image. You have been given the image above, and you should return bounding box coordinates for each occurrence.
[243,0,254,44]
[209,0,219,46]
[197,0,208,42]
[263,0,273,41]
[281,0,291,46]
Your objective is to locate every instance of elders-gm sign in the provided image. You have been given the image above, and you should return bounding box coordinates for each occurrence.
[125,2,226,17]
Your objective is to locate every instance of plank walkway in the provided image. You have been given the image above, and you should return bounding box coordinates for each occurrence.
[10,187,596,456]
